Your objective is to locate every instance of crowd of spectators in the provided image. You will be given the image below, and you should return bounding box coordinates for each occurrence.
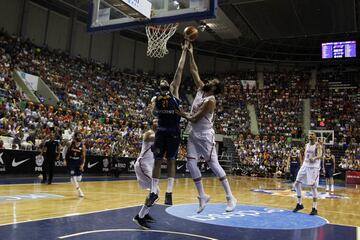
[311,71,360,143]
[1,30,360,173]
[0,31,187,157]
[232,134,297,177]
[338,142,360,171]
[255,72,309,138]
[215,75,252,135]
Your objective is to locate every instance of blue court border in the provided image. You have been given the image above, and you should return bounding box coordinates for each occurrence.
[0,205,356,240]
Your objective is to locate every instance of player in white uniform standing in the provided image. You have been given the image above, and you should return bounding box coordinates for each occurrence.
[133,119,158,229]
[176,43,237,213]
[293,132,323,215]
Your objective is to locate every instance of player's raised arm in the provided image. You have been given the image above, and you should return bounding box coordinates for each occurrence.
[188,43,204,89]
[170,41,189,99]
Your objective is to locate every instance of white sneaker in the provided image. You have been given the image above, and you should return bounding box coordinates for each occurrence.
[330,186,334,193]
[78,188,84,198]
[325,186,329,191]
[225,196,237,212]
[197,195,210,214]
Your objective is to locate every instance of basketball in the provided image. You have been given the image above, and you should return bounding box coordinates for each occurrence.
[184,26,199,41]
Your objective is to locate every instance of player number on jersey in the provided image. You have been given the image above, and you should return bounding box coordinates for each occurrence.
[162,99,169,108]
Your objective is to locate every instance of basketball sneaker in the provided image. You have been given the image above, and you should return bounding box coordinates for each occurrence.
[293,203,304,212]
[133,215,150,230]
[146,192,159,207]
[164,192,172,205]
[144,214,156,223]
[330,186,334,193]
[197,194,210,214]
[309,208,318,215]
[225,196,237,212]
[325,185,329,191]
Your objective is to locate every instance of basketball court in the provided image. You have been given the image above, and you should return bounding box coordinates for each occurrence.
[0,176,359,240]
[0,0,359,239]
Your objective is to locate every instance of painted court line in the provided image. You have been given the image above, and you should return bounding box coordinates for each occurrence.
[0,205,140,227]
[58,229,218,240]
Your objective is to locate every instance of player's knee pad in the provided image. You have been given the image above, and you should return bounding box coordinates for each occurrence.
[186,159,201,179]
[207,160,226,178]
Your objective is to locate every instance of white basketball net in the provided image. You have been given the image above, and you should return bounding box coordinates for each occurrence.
[145,23,178,58]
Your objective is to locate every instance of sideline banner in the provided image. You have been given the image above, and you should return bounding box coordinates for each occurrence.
[0,150,220,175]
[346,171,360,184]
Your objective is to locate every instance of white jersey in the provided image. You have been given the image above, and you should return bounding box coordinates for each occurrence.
[303,142,320,168]
[190,90,215,132]
[135,139,154,189]
[138,140,153,160]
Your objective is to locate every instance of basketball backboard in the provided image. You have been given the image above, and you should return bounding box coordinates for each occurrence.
[88,0,217,32]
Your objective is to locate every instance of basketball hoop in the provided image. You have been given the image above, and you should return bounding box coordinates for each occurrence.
[145,23,179,58]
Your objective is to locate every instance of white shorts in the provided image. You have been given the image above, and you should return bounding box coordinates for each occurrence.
[187,129,217,162]
[296,165,320,187]
[134,156,154,189]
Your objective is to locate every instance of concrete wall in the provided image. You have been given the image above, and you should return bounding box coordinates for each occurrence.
[0,0,23,35]
[46,11,70,51]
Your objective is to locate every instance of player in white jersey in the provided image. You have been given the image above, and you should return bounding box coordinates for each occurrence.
[176,43,237,214]
[293,132,323,215]
[133,119,158,229]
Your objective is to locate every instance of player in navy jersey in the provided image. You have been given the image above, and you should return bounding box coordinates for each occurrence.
[323,149,335,193]
[65,134,86,198]
[287,147,302,183]
[146,41,189,207]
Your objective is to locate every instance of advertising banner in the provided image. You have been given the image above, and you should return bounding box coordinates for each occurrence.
[346,171,360,184]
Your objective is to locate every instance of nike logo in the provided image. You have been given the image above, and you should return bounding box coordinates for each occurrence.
[87,161,99,169]
[130,160,135,168]
[12,158,31,167]
[0,152,3,165]
[177,165,183,170]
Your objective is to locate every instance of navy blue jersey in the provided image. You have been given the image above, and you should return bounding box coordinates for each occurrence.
[154,93,181,130]
[290,155,300,166]
[324,156,334,168]
[68,142,83,162]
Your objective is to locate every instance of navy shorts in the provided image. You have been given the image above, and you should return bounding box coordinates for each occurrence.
[290,165,299,182]
[325,167,334,178]
[153,128,180,161]
[69,158,82,176]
